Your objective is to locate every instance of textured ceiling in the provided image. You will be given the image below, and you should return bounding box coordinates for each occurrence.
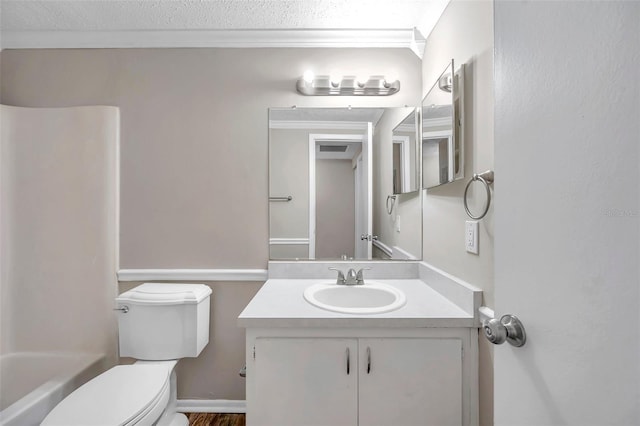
[0,0,450,36]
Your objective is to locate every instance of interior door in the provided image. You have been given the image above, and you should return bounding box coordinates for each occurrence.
[355,122,373,259]
[494,2,639,425]
[354,154,366,258]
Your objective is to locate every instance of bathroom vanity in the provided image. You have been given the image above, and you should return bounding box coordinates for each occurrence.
[238,262,481,426]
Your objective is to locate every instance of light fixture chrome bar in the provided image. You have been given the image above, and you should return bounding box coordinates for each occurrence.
[296,75,400,96]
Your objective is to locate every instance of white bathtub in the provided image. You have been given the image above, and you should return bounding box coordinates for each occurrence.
[0,352,106,426]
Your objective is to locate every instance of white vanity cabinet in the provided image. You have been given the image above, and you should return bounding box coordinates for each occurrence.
[246,329,475,426]
[252,338,358,426]
[239,275,482,426]
[358,338,462,426]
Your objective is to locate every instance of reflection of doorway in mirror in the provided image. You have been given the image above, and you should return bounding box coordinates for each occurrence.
[392,136,411,194]
[422,132,452,188]
[309,133,369,260]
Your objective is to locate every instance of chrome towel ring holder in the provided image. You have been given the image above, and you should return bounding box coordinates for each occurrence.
[386,195,397,215]
[463,170,494,220]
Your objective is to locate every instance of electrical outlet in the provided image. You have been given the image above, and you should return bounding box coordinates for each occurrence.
[395,215,401,232]
[465,221,479,254]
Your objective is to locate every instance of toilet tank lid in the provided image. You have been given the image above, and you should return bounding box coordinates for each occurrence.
[117,283,212,305]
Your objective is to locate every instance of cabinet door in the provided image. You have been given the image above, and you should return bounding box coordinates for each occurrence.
[358,338,462,426]
[253,338,358,426]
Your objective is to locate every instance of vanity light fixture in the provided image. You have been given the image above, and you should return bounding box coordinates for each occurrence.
[296,73,400,96]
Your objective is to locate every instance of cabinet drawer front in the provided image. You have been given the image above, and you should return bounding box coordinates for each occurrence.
[358,338,462,426]
[253,338,358,426]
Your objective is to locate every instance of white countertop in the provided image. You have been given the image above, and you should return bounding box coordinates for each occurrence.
[238,279,474,328]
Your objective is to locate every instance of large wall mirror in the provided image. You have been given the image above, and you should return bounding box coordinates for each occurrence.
[269,107,422,261]
[422,60,464,189]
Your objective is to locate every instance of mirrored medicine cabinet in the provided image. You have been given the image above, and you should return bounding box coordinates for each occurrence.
[269,107,422,262]
[392,109,420,195]
[422,60,464,189]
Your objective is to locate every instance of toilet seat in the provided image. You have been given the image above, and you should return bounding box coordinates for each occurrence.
[41,363,173,426]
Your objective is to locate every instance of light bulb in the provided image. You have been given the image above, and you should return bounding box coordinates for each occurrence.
[303,70,315,84]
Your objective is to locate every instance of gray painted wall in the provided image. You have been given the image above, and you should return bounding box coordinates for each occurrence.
[0,47,421,399]
[420,0,494,424]
[316,159,355,258]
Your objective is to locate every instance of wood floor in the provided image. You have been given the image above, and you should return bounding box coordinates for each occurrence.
[186,413,245,426]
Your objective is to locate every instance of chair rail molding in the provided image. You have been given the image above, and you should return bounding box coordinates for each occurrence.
[117,268,268,282]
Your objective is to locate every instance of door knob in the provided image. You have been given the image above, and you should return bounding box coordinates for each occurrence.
[483,314,526,347]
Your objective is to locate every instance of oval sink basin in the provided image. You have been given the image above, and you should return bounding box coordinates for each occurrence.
[303,281,406,314]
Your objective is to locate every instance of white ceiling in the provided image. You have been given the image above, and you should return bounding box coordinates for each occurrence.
[1,0,449,33]
[0,0,450,51]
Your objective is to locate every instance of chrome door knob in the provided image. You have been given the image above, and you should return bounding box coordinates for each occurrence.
[482,314,526,347]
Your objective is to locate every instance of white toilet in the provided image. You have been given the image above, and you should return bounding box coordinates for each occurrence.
[41,283,212,426]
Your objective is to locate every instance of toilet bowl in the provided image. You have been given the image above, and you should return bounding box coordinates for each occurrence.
[41,283,212,426]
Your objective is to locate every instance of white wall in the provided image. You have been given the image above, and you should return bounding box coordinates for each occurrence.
[494,1,639,424]
[420,1,494,424]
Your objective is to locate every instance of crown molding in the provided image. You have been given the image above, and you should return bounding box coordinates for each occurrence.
[0,29,426,57]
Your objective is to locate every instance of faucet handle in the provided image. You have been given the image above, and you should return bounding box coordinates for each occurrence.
[356,268,371,285]
[328,267,345,285]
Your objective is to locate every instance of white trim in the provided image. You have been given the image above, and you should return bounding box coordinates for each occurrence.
[269,238,310,245]
[422,117,452,128]
[308,136,316,260]
[391,245,418,260]
[365,122,373,260]
[309,133,365,260]
[117,269,267,282]
[395,123,416,133]
[372,239,393,258]
[269,120,368,131]
[422,129,452,139]
[393,135,412,192]
[177,399,246,414]
[1,29,425,55]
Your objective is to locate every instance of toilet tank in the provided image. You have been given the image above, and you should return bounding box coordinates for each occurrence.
[116,283,212,360]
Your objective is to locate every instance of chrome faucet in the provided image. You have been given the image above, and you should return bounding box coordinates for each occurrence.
[345,268,357,285]
[329,267,371,285]
[356,268,371,285]
[329,267,346,285]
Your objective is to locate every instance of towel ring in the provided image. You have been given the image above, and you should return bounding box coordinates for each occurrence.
[464,170,494,220]
[386,195,397,215]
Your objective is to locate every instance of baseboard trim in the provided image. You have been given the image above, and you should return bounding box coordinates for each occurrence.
[177,399,246,414]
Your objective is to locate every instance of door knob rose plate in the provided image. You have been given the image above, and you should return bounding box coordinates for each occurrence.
[483,314,526,347]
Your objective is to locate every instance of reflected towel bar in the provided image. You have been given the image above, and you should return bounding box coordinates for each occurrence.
[269,196,293,202]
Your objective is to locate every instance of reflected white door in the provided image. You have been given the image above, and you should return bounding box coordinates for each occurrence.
[354,122,372,259]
